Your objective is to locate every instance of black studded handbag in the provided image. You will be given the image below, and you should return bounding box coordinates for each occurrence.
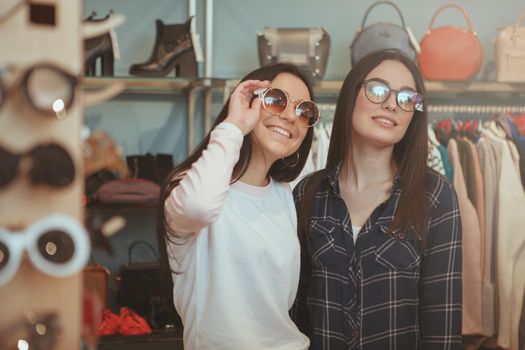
[257,27,331,80]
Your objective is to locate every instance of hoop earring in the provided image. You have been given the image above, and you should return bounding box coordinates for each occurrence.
[282,152,299,168]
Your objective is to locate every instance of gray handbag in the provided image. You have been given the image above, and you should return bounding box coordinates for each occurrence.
[257,27,331,80]
[350,1,417,65]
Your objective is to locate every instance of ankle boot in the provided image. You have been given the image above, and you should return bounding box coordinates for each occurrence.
[129,17,198,78]
[85,33,114,76]
[84,12,115,76]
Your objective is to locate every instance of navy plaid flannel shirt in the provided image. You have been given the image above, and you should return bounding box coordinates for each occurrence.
[291,165,462,350]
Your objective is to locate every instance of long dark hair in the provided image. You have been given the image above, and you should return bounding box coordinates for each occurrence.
[298,49,429,243]
[156,63,315,300]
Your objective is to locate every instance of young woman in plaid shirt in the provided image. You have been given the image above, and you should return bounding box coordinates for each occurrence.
[292,49,462,349]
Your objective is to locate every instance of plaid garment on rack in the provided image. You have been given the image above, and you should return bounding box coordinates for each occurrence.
[291,164,462,350]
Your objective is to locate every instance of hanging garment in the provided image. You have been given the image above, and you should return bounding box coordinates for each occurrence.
[477,136,503,337]
[464,138,486,276]
[438,143,453,180]
[448,139,483,335]
[484,121,525,350]
[509,119,525,190]
[428,126,446,175]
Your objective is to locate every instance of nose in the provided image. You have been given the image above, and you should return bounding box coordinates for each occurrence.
[382,92,397,111]
[279,102,297,123]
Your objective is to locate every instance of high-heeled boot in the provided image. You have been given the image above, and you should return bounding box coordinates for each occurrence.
[85,33,114,76]
[84,11,115,76]
[129,17,198,78]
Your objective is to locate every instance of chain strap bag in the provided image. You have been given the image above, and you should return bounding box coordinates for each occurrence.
[350,0,418,65]
[257,27,331,80]
[418,4,483,81]
[496,12,525,82]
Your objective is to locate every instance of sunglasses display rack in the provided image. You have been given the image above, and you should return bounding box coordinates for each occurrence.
[0,0,115,349]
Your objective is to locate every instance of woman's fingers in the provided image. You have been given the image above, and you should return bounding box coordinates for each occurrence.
[225,79,270,135]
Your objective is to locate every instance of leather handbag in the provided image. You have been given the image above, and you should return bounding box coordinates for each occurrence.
[418,4,483,81]
[496,12,525,82]
[93,178,161,206]
[350,1,418,65]
[257,27,331,80]
[117,241,160,317]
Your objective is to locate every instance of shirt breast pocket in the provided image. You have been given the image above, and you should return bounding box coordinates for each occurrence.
[307,219,348,267]
[374,226,421,272]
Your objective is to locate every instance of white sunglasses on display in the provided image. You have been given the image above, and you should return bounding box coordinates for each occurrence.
[0,214,90,287]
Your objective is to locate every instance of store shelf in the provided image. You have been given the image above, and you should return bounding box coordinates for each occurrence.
[83,76,192,94]
[99,327,183,350]
[83,77,525,97]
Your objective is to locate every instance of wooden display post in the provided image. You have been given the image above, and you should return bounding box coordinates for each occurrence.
[0,0,87,348]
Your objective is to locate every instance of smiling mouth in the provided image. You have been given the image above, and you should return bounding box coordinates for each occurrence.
[372,116,397,126]
[267,125,291,138]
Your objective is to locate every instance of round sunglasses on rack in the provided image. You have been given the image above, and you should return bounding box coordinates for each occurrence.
[253,87,320,127]
[363,79,424,112]
[0,214,90,287]
[0,63,78,118]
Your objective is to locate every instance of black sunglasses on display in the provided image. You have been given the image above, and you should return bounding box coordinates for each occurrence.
[0,142,76,189]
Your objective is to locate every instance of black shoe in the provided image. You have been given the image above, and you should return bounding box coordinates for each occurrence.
[84,11,115,76]
[129,17,198,78]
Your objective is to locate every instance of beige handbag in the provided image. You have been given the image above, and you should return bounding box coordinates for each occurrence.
[257,27,331,80]
[496,12,525,82]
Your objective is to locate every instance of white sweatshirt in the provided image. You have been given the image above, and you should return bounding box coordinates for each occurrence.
[164,122,309,350]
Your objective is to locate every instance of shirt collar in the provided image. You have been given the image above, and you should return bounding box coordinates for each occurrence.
[326,162,343,194]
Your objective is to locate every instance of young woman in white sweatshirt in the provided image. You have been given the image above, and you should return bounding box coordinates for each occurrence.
[157,63,319,350]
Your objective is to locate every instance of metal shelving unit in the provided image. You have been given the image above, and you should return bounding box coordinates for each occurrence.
[84,77,525,152]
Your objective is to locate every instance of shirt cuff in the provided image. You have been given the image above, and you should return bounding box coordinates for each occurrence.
[216,121,244,137]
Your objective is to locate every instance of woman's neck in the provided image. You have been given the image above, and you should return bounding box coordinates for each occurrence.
[238,147,273,186]
[341,141,396,190]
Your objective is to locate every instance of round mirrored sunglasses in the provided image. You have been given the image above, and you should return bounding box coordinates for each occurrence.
[253,87,320,127]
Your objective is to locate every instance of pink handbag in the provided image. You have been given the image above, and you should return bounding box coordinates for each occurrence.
[496,12,525,82]
[94,178,160,206]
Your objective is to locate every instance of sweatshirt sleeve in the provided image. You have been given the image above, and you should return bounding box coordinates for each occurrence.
[164,122,243,235]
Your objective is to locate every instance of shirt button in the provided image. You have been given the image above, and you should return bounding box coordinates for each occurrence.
[352,329,359,337]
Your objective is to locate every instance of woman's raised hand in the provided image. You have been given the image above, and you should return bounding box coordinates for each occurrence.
[225,80,270,135]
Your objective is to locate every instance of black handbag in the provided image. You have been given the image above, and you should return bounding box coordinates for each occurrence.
[350,0,418,65]
[117,240,181,329]
[257,27,331,80]
[117,241,160,317]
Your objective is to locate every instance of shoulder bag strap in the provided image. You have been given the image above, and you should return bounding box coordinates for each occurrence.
[128,240,159,264]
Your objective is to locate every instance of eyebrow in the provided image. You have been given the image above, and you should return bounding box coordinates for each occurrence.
[368,77,417,92]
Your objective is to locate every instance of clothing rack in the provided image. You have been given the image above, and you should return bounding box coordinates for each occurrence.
[428,105,525,114]
[317,103,525,122]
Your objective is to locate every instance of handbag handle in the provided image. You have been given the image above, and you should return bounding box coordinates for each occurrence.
[128,240,159,264]
[514,12,525,32]
[427,3,476,34]
[360,1,407,30]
